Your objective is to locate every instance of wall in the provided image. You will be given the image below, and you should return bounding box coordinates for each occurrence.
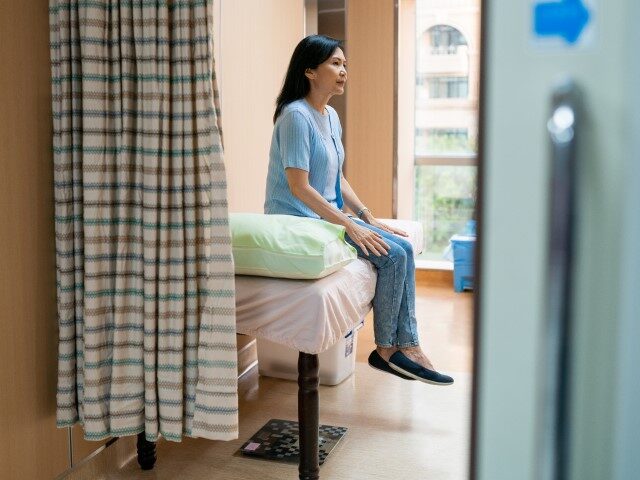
[215,0,306,213]
[217,0,398,218]
[345,0,396,217]
[0,0,70,478]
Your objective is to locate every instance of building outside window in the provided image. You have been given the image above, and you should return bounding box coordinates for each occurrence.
[414,0,480,262]
[426,76,469,98]
[428,24,468,55]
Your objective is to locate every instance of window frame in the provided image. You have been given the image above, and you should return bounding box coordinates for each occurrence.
[415,153,477,167]
[397,1,480,267]
[427,24,468,55]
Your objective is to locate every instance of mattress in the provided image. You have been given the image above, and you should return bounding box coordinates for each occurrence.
[234,218,423,354]
[235,258,376,354]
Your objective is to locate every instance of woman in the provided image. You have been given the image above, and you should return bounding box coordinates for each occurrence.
[264,35,453,386]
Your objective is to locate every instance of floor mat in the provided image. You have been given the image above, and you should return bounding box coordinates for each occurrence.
[239,418,347,465]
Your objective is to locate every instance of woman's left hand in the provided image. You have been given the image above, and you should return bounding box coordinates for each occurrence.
[363,215,409,237]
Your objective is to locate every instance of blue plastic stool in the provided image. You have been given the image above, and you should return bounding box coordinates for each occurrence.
[451,234,476,292]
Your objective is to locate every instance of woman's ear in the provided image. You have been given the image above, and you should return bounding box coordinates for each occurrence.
[304,68,315,80]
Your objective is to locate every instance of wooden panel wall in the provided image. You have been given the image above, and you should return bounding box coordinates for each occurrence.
[345,0,396,218]
[0,1,71,478]
[217,0,306,213]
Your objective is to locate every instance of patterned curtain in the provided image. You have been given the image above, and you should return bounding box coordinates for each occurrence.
[50,0,238,442]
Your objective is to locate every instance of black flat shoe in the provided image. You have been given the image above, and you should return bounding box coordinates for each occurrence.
[367,350,415,380]
[388,351,454,386]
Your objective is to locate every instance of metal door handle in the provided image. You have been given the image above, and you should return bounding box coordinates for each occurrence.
[540,78,581,480]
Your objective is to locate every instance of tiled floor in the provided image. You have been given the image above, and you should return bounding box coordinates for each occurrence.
[66,283,474,480]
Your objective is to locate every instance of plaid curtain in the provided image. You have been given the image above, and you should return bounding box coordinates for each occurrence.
[50,0,238,442]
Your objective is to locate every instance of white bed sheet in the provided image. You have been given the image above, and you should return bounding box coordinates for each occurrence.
[378,218,424,255]
[235,258,376,354]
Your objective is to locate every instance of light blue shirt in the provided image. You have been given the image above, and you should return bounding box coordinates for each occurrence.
[264,99,345,218]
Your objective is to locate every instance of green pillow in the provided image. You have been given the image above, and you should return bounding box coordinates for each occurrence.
[229,213,357,279]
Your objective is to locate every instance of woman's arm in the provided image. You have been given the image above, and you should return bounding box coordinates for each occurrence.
[286,168,351,228]
[340,174,408,237]
[339,173,367,217]
[285,168,390,256]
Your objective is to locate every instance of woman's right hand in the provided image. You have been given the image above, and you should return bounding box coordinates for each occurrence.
[344,222,390,257]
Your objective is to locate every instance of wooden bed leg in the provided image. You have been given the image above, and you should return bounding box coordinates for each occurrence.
[298,352,320,480]
[136,431,157,470]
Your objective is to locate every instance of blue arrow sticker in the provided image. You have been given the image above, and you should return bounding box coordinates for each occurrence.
[532,0,595,48]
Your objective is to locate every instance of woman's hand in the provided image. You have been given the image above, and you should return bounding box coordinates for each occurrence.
[344,222,390,257]
[361,213,409,238]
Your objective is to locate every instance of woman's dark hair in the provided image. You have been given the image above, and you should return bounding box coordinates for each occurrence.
[273,35,343,123]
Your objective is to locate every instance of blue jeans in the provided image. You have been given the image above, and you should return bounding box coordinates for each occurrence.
[344,218,420,348]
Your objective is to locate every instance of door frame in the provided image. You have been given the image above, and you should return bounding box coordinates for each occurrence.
[469,0,487,477]
[470,1,640,478]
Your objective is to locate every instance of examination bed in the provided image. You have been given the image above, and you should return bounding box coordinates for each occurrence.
[135,219,423,480]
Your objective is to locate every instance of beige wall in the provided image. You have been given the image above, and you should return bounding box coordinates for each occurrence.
[0,1,71,478]
[215,0,306,213]
[345,0,396,218]
[217,0,399,218]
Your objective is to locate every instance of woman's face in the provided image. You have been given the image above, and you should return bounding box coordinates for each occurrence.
[305,48,347,97]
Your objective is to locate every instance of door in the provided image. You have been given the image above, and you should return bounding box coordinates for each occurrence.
[473,1,640,479]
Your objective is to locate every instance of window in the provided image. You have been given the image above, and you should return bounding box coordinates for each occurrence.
[417,75,469,101]
[426,76,469,99]
[414,165,477,257]
[412,3,480,262]
[427,25,467,55]
[416,128,471,155]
